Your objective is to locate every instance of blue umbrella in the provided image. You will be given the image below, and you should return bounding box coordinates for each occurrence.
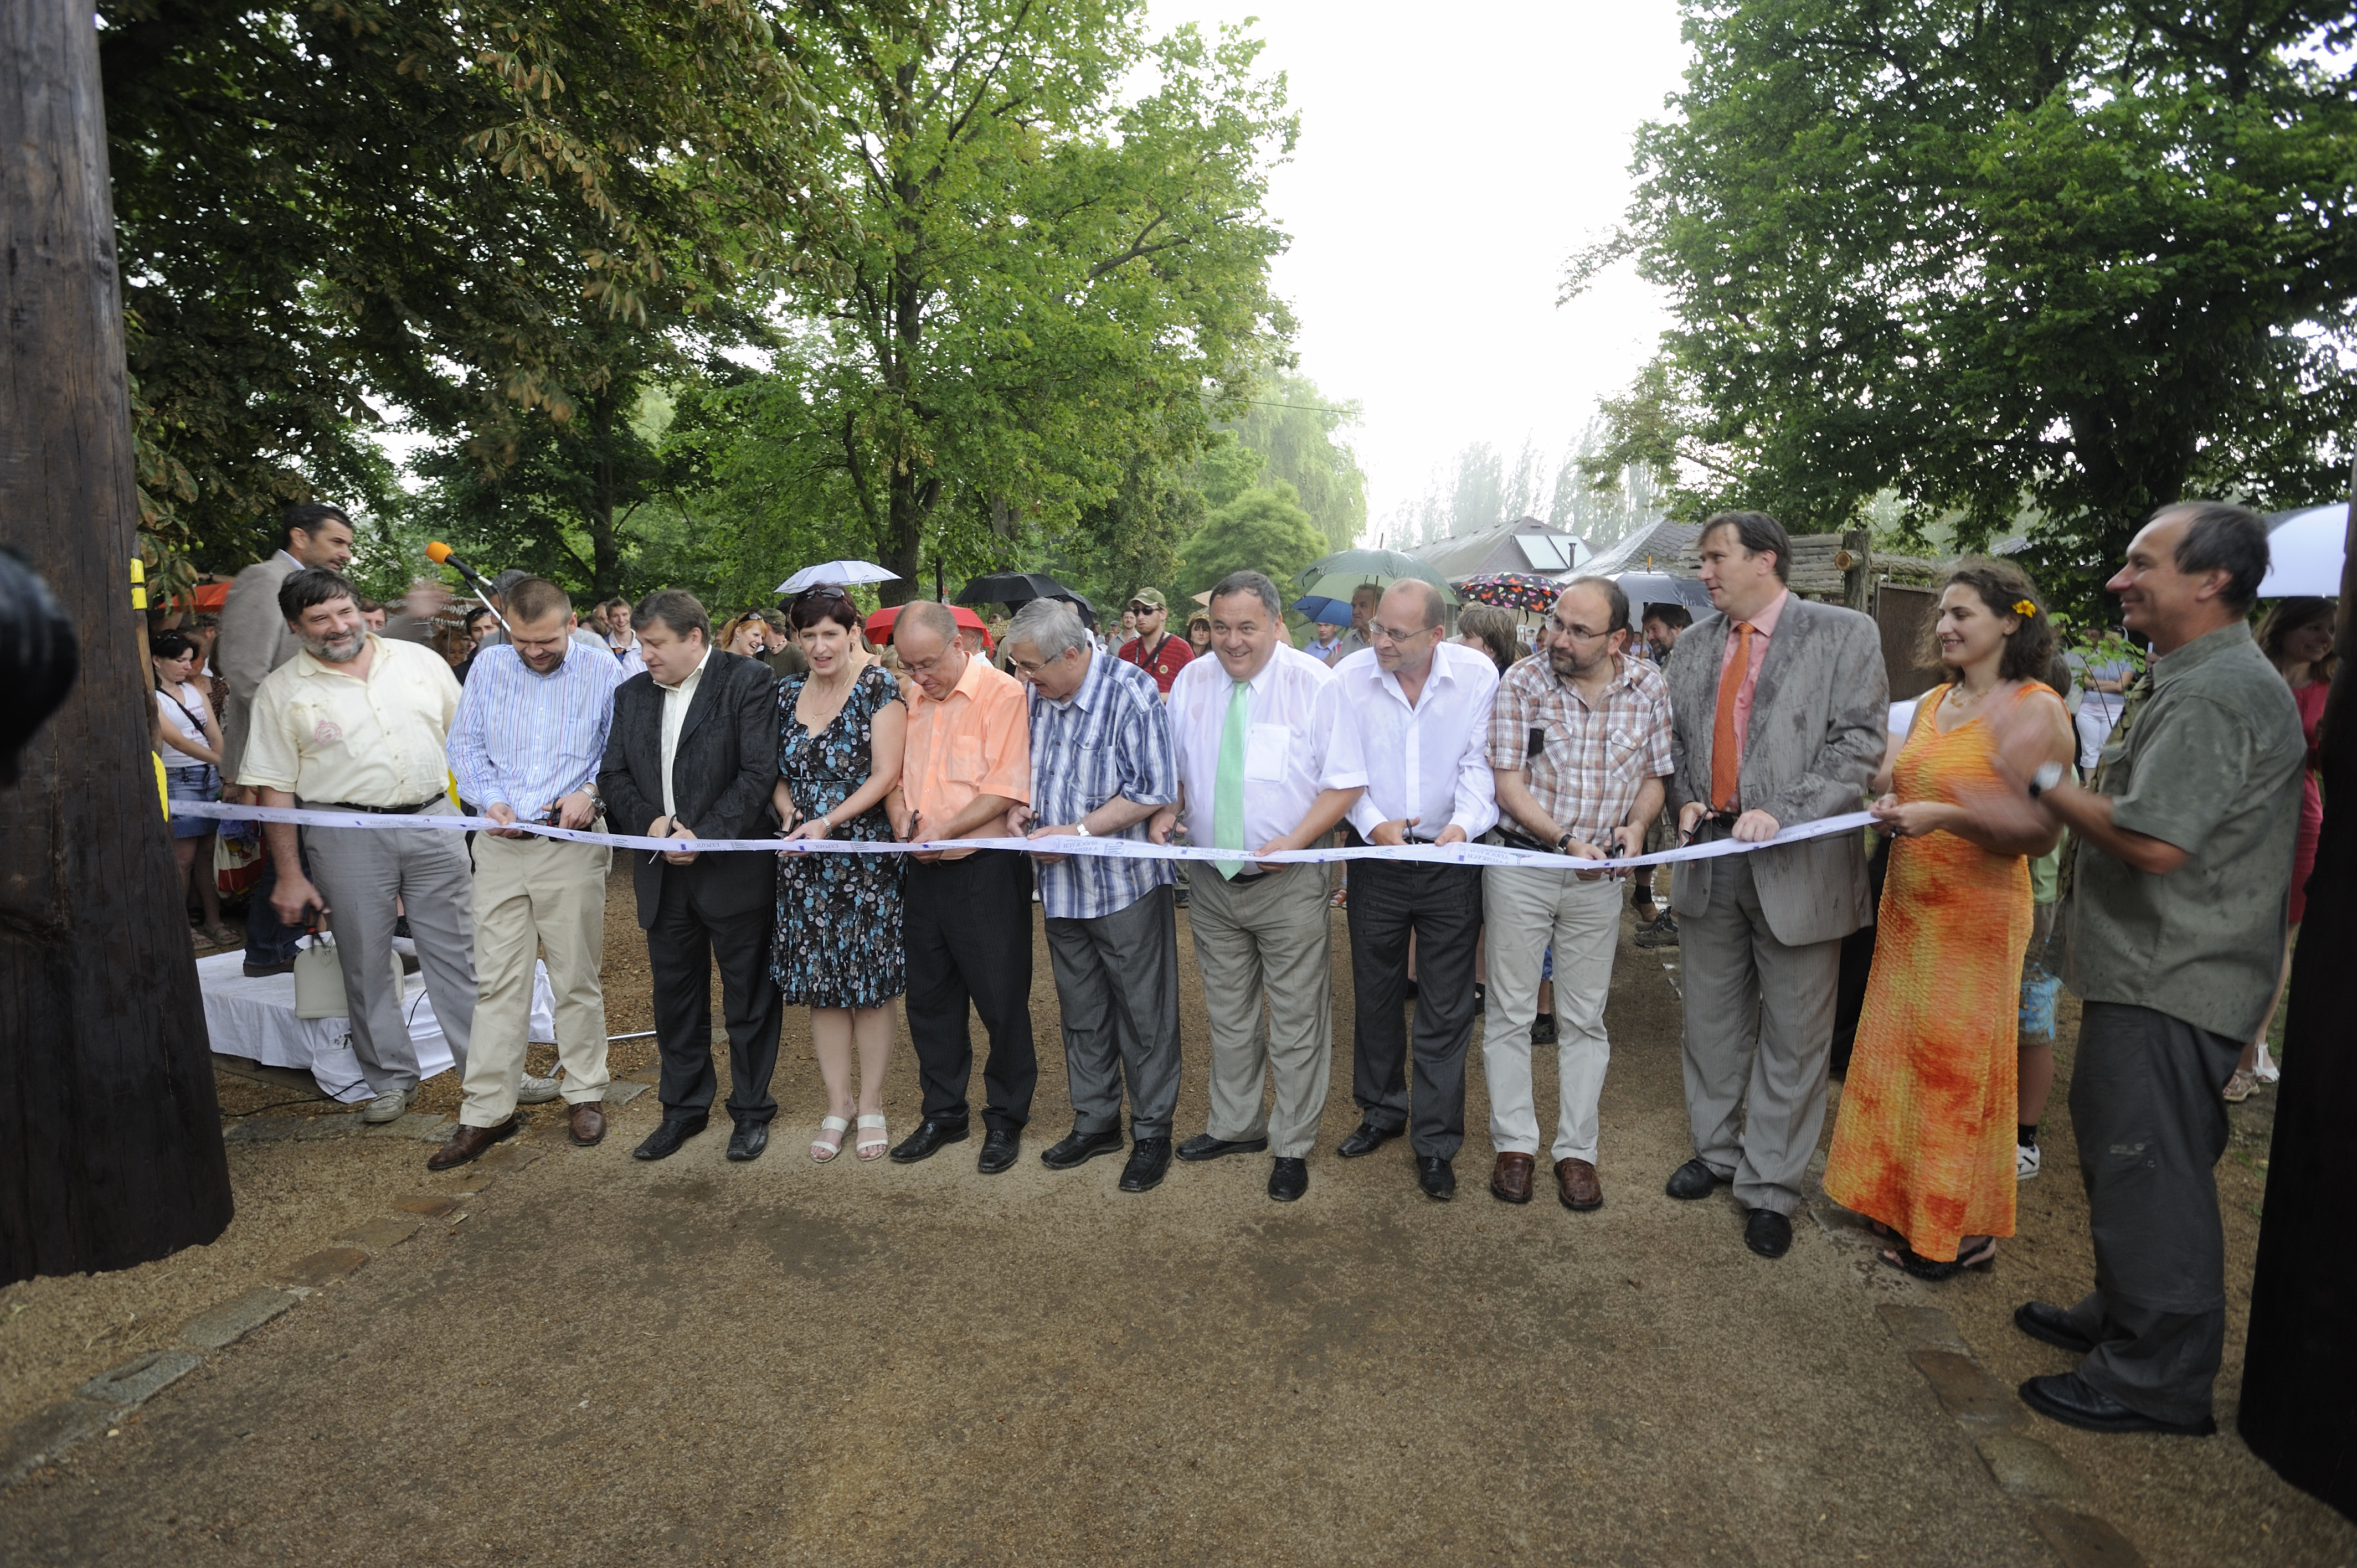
[1292,595,1356,626]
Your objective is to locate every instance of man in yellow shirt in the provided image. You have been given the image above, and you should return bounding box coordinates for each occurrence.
[240,568,474,1125]
[888,602,1035,1173]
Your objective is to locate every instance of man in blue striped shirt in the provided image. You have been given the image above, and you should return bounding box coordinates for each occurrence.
[1003,597,1183,1194]
[434,577,626,1168]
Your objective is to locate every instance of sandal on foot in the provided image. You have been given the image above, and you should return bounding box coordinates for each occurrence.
[2222,1069,2256,1103]
[855,1113,889,1162]
[1881,1236,1996,1282]
[811,1115,850,1163]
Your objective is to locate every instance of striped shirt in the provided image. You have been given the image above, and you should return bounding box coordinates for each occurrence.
[447,642,626,817]
[1027,650,1179,920]
[1486,651,1674,850]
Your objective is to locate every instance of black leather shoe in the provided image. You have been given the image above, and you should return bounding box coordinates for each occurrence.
[1119,1137,1172,1193]
[1665,1157,1728,1200]
[1418,1156,1455,1201]
[888,1118,970,1164]
[1268,1156,1308,1202]
[1336,1121,1401,1159]
[631,1117,708,1162]
[2015,1301,2098,1355]
[725,1122,769,1162]
[1039,1127,1124,1170]
[1743,1208,1793,1258]
[2020,1373,2216,1436]
[976,1128,1021,1175]
[242,958,296,978]
[1177,1132,1268,1162]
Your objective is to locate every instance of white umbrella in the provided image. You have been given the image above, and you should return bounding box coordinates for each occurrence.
[2259,506,2348,598]
[776,560,899,594]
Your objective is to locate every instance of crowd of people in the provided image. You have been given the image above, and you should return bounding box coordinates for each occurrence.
[173,497,2327,1446]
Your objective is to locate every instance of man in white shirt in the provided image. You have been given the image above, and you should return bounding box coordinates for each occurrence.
[1323,583,1382,666]
[1151,570,1366,1202]
[239,568,475,1125]
[1329,580,1499,1200]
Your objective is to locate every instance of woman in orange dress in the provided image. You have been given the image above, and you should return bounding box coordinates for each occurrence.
[1822,560,2077,1280]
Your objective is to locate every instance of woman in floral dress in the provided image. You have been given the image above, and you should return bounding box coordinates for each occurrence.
[770,587,907,1162]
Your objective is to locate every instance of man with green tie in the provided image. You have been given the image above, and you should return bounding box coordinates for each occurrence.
[1150,570,1366,1201]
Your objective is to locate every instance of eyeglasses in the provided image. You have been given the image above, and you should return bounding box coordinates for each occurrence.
[1367,620,1437,645]
[1127,602,1156,615]
[1546,613,1616,643]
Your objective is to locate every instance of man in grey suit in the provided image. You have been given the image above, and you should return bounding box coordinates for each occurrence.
[1661,511,1886,1258]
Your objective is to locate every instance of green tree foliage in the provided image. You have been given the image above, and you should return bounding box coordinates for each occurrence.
[1178,482,1324,601]
[1601,0,2357,603]
[101,0,830,571]
[1218,374,1367,551]
[677,6,1295,605]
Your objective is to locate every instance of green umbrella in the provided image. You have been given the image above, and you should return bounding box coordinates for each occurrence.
[1290,548,1459,608]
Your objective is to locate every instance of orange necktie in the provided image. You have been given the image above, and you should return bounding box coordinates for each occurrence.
[1710,621,1754,811]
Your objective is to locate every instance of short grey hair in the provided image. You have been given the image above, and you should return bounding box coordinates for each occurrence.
[1007,597,1089,659]
[1209,570,1282,618]
[894,600,959,647]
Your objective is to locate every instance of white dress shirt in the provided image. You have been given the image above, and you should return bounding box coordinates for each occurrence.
[1167,643,1367,855]
[1332,642,1500,842]
[657,647,711,822]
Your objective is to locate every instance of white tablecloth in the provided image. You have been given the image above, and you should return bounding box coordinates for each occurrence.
[198,946,554,1103]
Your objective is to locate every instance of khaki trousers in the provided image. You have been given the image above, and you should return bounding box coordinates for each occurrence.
[1481,866,1622,1164]
[1187,863,1334,1159]
[462,833,611,1127]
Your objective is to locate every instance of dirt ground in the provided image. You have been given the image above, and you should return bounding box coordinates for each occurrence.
[2,866,2349,1566]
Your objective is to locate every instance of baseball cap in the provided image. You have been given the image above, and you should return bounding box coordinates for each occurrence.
[1129,587,1167,611]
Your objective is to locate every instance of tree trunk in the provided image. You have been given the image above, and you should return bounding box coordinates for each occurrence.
[587,388,619,599]
[0,0,233,1282]
[2238,474,2357,1521]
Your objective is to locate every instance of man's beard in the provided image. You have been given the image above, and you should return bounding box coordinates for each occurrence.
[305,627,366,663]
[1549,644,1609,680]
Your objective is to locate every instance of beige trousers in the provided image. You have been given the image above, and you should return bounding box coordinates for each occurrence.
[1187,863,1334,1159]
[462,833,611,1127]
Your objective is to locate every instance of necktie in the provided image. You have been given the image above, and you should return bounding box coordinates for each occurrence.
[1212,679,1250,879]
[1710,621,1755,812]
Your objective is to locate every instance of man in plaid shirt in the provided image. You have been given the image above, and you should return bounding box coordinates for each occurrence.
[1481,576,1674,1213]
[1002,597,1184,1195]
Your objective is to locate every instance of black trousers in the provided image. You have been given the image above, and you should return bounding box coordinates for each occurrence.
[904,850,1036,1132]
[1828,836,1890,1077]
[648,872,783,1126]
[1344,847,1484,1159]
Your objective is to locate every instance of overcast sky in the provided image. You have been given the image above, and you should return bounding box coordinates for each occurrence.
[1145,0,1694,541]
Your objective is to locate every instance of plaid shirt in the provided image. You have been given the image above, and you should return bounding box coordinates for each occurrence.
[1027,651,1179,920]
[1485,651,1674,848]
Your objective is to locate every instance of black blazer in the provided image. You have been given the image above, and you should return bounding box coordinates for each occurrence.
[598,649,780,929]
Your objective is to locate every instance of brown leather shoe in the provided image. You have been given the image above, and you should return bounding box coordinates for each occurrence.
[568,1101,606,1147]
[426,1118,518,1171]
[1490,1151,1535,1204]
[1555,1156,1603,1211]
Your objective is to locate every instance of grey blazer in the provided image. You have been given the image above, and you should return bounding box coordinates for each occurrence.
[215,553,305,783]
[1664,595,1887,947]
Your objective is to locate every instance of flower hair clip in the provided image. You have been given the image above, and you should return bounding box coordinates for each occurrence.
[2012,599,2037,617]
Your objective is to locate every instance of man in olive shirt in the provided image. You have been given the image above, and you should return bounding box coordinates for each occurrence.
[1981,502,2304,1437]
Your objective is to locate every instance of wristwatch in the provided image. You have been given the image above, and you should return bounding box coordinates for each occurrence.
[1556,832,1576,855]
[2026,761,2066,800]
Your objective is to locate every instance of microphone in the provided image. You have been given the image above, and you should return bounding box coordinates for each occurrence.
[425,542,511,635]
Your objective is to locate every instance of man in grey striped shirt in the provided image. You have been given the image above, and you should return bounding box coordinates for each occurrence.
[1002,598,1183,1194]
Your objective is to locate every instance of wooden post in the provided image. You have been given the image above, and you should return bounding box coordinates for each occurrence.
[2240,469,2357,1520]
[1840,527,1872,613]
[0,0,233,1282]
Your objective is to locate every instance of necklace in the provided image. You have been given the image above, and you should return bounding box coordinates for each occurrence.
[1946,677,2000,717]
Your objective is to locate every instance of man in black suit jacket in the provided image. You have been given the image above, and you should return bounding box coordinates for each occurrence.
[597,590,785,1162]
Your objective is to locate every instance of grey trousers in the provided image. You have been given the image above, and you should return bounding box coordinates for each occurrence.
[1187,863,1334,1159]
[301,803,476,1098]
[1678,851,1841,1216]
[1044,884,1182,1140]
[2065,1001,2242,1425]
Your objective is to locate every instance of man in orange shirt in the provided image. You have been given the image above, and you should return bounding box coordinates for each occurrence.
[888,601,1037,1173]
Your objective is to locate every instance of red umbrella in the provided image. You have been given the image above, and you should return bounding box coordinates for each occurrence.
[863,602,994,651]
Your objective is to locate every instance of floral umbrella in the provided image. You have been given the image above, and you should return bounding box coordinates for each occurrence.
[1453,572,1561,611]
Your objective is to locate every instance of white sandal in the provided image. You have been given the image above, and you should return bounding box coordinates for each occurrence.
[811,1116,850,1163]
[855,1113,889,1162]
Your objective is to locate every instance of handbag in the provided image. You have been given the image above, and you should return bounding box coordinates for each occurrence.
[214,822,265,896]
[291,925,404,1021]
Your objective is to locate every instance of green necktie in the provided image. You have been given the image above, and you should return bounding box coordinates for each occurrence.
[1212,678,1250,879]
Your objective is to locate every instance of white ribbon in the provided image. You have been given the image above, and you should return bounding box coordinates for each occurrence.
[176,800,1875,872]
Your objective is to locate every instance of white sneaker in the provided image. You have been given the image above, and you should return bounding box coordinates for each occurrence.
[2253,1045,2281,1085]
[362,1089,414,1124]
[516,1074,562,1105]
[2016,1143,2040,1180]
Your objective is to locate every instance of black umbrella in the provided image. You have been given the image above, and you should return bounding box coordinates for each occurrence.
[955,571,1098,627]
